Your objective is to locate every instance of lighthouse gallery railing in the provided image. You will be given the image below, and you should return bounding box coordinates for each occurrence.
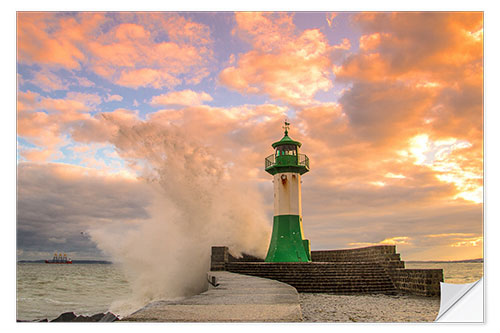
[265,153,309,169]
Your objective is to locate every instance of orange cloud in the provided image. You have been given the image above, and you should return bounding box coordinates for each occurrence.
[85,14,213,89]
[399,134,483,203]
[17,13,104,70]
[423,233,483,250]
[17,92,70,150]
[326,13,337,28]
[17,13,83,69]
[426,233,476,238]
[115,68,181,90]
[151,90,213,107]
[17,90,108,161]
[349,236,411,247]
[220,13,337,106]
[27,69,69,92]
[232,12,295,52]
[450,237,483,248]
[344,12,483,81]
[65,92,102,108]
[22,148,64,162]
[105,94,124,102]
[359,32,385,51]
[17,13,213,89]
[322,12,484,207]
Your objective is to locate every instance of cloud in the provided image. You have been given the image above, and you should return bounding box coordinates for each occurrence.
[335,13,483,150]
[326,13,337,28]
[426,233,476,238]
[17,13,90,69]
[73,75,95,88]
[17,13,214,89]
[385,172,406,179]
[115,68,181,90]
[22,68,97,92]
[423,233,483,249]
[349,236,411,247]
[220,12,339,106]
[303,191,483,260]
[17,90,109,161]
[339,82,435,145]
[317,12,484,208]
[27,69,70,92]
[69,109,141,145]
[231,12,295,52]
[146,103,288,168]
[105,93,124,102]
[335,13,482,85]
[17,92,70,160]
[17,162,153,259]
[450,237,483,248]
[86,14,213,89]
[48,237,67,244]
[150,90,212,107]
[66,91,102,108]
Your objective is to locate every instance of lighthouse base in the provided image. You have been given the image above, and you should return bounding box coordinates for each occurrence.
[265,215,311,262]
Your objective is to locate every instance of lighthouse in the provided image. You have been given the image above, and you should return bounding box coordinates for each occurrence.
[264,121,311,262]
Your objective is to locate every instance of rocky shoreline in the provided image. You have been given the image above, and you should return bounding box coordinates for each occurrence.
[17,311,120,323]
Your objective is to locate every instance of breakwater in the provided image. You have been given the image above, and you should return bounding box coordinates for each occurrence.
[123,271,302,322]
[211,245,443,296]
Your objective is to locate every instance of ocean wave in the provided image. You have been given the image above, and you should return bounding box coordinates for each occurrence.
[44,298,78,306]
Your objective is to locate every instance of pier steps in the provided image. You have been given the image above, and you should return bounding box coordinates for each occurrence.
[211,245,443,296]
[225,262,398,294]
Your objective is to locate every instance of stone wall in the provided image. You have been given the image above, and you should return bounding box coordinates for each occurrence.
[210,246,229,271]
[225,261,398,294]
[311,245,401,264]
[312,245,396,258]
[210,245,443,297]
[311,246,442,296]
[389,269,443,296]
[210,246,263,271]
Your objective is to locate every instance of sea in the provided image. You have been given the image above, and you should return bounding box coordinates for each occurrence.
[16,261,484,322]
[405,261,484,284]
[17,263,132,322]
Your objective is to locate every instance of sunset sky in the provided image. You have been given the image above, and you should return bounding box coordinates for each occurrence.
[16,11,484,261]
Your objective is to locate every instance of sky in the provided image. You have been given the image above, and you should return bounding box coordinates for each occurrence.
[16,11,484,261]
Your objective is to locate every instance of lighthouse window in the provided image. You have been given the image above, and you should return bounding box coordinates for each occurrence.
[276,145,297,156]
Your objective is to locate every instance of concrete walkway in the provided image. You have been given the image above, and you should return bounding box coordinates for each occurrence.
[123,271,302,322]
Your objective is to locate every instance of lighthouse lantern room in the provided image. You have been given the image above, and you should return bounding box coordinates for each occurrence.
[264,121,311,262]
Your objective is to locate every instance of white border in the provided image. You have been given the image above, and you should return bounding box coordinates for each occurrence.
[5,1,498,332]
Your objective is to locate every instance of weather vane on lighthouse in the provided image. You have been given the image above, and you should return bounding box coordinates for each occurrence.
[263,120,311,262]
[282,120,290,135]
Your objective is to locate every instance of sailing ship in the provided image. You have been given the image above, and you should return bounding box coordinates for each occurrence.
[45,252,72,264]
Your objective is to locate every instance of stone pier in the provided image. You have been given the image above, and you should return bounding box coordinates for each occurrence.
[123,271,302,322]
[212,245,443,297]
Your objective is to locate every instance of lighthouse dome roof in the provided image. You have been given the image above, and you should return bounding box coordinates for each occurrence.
[272,133,302,148]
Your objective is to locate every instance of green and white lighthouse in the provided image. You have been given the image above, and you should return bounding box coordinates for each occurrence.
[264,121,311,262]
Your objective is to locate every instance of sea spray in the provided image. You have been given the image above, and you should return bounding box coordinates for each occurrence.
[88,121,271,316]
